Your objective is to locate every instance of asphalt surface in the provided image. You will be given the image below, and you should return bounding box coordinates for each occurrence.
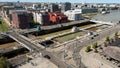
[7,32,68,68]
[55,24,120,68]
[3,24,120,68]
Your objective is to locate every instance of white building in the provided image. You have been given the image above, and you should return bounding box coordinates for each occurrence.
[32,4,41,10]
[33,11,49,25]
[64,9,82,21]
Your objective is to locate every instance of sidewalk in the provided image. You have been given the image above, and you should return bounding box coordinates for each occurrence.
[79,47,117,68]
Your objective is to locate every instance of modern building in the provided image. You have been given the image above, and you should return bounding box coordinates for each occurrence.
[32,4,41,10]
[49,3,60,12]
[49,12,68,24]
[64,9,82,21]
[33,11,50,25]
[81,8,98,14]
[61,2,71,12]
[2,6,15,18]
[11,10,33,29]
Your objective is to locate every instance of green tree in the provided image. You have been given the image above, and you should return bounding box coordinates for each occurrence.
[114,32,119,40]
[0,56,10,68]
[92,42,98,49]
[105,36,110,43]
[85,46,91,52]
[92,42,98,52]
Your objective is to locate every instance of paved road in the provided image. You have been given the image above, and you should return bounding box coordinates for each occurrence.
[58,24,120,68]
[7,32,68,68]
[3,24,120,68]
[76,24,120,67]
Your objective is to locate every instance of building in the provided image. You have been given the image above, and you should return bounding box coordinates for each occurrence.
[49,12,68,24]
[64,9,82,21]
[11,10,33,29]
[81,8,98,14]
[2,6,15,18]
[32,4,41,10]
[49,3,60,12]
[33,11,50,25]
[61,2,71,12]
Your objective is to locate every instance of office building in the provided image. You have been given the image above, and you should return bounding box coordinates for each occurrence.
[33,11,50,25]
[61,2,71,12]
[64,9,82,21]
[49,3,60,12]
[11,10,33,29]
[49,12,68,24]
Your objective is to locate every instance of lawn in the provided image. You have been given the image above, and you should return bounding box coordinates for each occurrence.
[0,20,9,32]
[54,31,85,43]
[78,24,94,29]
[33,28,71,40]
[96,24,110,29]
[33,24,95,40]
[86,27,98,31]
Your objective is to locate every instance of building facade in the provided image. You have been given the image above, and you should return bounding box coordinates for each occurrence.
[64,9,82,21]
[49,3,60,12]
[81,8,98,14]
[49,12,68,24]
[11,10,33,29]
[61,2,71,12]
[33,11,50,25]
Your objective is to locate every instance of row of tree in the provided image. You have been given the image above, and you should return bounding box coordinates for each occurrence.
[85,32,119,52]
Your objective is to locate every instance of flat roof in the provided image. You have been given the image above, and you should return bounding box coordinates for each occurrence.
[92,11,120,24]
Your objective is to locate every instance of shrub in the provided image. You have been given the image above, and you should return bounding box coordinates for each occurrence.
[85,46,91,52]
[92,42,98,49]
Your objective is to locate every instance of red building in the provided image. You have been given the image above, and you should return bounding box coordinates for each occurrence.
[49,12,68,24]
[11,11,33,29]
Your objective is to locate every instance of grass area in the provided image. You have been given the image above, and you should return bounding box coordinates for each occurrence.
[0,42,19,49]
[33,24,95,40]
[78,24,94,29]
[86,27,98,31]
[96,24,110,29]
[0,19,9,32]
[33,29,71,40]
[54,31,85,43]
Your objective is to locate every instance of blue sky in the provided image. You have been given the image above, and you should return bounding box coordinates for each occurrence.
[0,0,119,3]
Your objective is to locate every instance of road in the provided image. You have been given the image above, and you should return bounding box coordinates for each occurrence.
[6,32,68,68]
[54,24,120,68]
[73,24,120,67]
[3,24,120,68]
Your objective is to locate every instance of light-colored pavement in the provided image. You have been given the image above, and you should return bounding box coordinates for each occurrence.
[49,24,120,68]
[80,48,116,68]
[18,57,58,68]
[6,32,68,68]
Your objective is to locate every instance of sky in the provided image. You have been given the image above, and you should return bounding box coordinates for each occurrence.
[0,0,119,3]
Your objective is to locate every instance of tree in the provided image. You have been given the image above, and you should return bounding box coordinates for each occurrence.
[105,36,110,43]
[85,46,91,52]
[0,56,10,68]
[114,32,119,40]
[92,42,98,49]
[92,42,98,52]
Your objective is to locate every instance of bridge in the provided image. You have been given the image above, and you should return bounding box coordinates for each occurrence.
[1,31,68,68]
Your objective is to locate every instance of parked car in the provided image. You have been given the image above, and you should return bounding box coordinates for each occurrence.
[44,55,51,59]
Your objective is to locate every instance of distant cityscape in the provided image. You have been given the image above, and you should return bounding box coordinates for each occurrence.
[0,1,120,68]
